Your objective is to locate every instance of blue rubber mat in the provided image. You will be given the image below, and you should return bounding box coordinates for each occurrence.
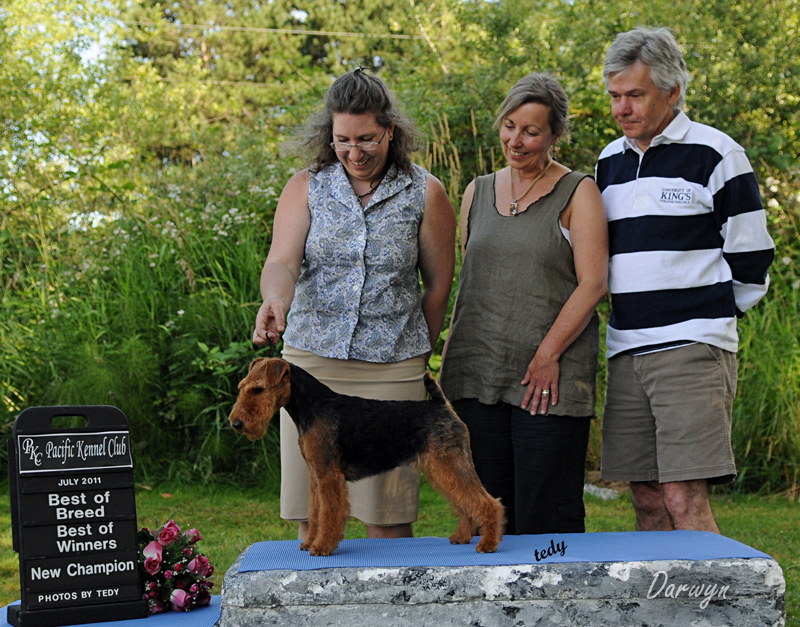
[238,531,771,572]
[1,596,220,627]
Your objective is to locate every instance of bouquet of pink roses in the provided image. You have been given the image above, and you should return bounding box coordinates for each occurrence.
[138,520,214,613]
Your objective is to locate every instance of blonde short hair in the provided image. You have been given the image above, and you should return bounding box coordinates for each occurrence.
[494,73,569,138]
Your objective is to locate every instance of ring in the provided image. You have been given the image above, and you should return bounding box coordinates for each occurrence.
[541,389,551,396]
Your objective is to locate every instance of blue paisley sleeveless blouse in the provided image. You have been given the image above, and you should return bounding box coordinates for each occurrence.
[283,162,431,363]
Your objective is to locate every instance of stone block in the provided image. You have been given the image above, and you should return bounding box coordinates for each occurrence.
[219,535,785,627]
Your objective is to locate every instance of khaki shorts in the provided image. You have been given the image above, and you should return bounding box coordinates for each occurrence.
[600,343,737,485]
[279,344,425,525]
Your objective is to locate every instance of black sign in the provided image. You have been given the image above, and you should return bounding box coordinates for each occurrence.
[8,406,148,627]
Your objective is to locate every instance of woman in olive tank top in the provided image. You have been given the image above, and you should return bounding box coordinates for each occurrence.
[439,74,608,535]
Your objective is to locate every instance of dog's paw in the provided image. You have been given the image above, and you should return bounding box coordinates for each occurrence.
[448,533,472,545]
[309,544,336,557]
[299,541,312,551]
[475,537,500,553]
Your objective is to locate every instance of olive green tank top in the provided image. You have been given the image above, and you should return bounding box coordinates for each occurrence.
[439,170,599,416]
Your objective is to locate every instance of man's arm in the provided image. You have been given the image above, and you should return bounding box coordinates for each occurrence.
[712,148,775,314]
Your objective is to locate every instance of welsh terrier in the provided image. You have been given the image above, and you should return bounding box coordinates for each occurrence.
[229,358,504,556]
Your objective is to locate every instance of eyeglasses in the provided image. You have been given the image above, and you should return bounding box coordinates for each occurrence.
[330,127,388,153]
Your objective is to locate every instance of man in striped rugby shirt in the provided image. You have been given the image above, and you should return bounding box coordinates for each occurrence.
[596,27,774,532]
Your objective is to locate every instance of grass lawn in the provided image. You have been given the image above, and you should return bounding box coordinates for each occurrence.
[1,481,797,624]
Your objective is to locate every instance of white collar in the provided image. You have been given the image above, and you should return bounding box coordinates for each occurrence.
[622,109,692,153]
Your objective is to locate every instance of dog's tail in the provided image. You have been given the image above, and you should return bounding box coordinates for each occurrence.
[423,372,450,405]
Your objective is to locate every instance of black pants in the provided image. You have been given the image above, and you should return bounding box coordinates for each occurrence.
[452,399,592,535]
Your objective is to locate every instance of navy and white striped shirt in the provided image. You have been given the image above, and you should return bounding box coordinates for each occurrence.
[596,111,774,358]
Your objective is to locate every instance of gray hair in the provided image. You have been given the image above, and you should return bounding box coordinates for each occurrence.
[293,67,420,177]
[603,27,690,109]
[494,73,569,139]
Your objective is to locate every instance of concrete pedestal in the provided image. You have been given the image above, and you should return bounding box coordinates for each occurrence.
[219,534,785,627]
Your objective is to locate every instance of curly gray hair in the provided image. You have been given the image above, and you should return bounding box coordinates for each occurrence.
[293,68,420,177]
[603,27,690,109]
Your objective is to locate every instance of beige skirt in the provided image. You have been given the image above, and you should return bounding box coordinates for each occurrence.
[279,344,426,525]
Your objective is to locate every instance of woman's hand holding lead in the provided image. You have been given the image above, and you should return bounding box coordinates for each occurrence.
[253,297,286,347]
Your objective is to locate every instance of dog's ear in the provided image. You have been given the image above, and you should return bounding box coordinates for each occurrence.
[248,357,265,372]
[266,359,290,385]
[248,358,289,388]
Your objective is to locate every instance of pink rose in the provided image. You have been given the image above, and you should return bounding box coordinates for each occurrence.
[183,528,202,544]
[164,570,173,579]
[173,563,183,573]
[188,555,209,577]
[205,564,214,578]
[143,541,163,575]
[143,541,163,560]
[170,589,192,611]
[182,548,193,557]
[158,520,181,546]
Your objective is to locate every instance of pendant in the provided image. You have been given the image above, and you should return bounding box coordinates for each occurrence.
[509,202,519,216]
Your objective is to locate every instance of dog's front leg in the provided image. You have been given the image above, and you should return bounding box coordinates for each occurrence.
[307,462,349,556]
[298,437,319,551]
[300,468,321,552]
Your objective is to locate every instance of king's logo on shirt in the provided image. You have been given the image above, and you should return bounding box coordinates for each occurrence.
[659,187,693,204]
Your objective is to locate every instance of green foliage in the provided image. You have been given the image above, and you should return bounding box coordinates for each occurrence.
[0,133,292,479]
[1,0,799,491]
[733,171,800,492]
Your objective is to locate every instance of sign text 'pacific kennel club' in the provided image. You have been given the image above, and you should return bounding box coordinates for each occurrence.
[8,406,148,627]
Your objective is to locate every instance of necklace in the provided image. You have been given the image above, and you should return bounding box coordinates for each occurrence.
[355,180,379,200]
[509,158,553,216]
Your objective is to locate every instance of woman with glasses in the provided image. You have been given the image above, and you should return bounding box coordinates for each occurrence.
[252,68,456,542]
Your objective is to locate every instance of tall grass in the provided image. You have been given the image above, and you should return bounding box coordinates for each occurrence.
[732,171,800,494]
[736,273,800,493]
[0,150,292,482]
